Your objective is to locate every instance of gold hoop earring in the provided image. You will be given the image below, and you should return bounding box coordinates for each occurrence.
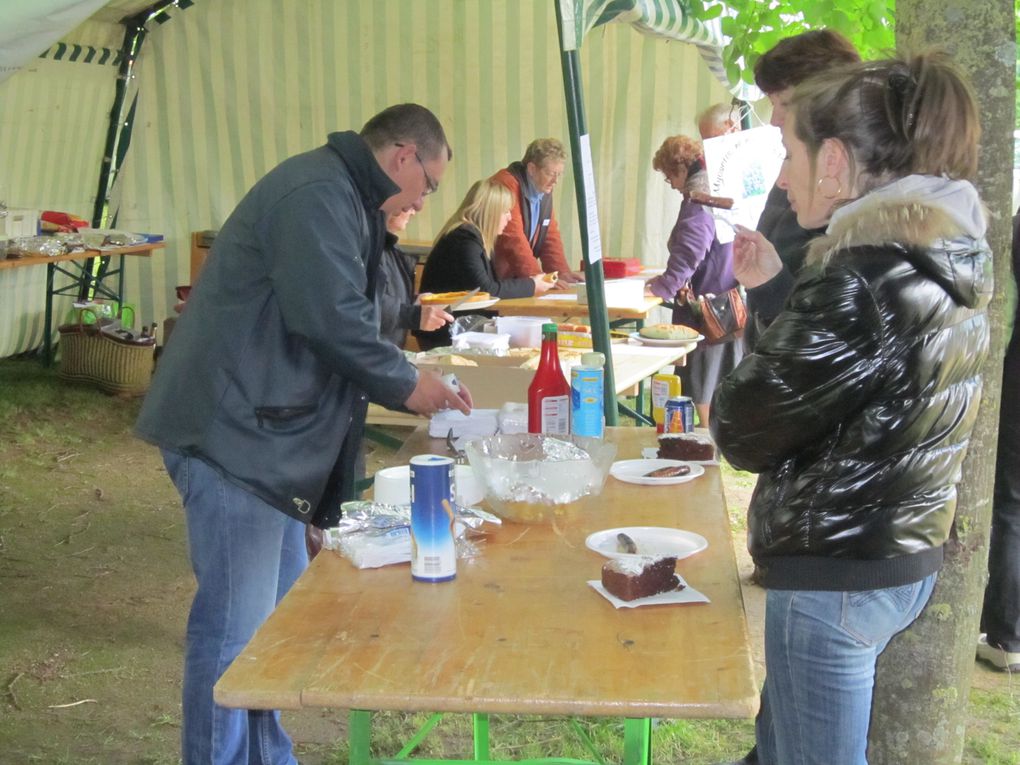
[817,175,843,200]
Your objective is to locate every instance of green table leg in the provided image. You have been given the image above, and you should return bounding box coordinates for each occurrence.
[473,713,490,760]
[350,709,373,765]
[622,718,651,765]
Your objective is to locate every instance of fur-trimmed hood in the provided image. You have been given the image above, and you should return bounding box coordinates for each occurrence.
[808,175,991,309]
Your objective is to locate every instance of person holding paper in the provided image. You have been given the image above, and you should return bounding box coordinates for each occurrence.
[732,30,860,352]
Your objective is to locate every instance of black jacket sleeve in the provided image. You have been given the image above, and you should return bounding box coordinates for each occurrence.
[421,225,536,299]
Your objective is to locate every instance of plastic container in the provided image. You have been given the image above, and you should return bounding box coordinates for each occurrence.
[464,434,616,524]
[571,352,605,438]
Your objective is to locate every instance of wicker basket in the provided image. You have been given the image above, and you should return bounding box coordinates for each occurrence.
[57,314,155,396]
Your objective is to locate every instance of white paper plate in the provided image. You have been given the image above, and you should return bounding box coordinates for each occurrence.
[450,297,499,312]
[587,577,710,608]
[628,331,703,347]
[641,447,718,467]
[585,526,708,562]
[610,459,704,485]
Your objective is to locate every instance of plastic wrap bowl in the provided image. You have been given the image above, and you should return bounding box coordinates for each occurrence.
[463,433,616,524]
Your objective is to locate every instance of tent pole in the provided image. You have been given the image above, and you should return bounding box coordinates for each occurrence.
[81,1,180,302]
[554,2,618,426]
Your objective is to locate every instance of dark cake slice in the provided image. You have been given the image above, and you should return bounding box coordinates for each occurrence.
[657,432,716,461]
[601,555,681,601]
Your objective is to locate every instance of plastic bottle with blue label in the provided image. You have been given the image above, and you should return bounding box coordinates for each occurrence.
[571,351,605,438]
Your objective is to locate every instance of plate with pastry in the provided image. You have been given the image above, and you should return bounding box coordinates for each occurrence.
[419,290,498,311]
[630,323,703,346]
[609,458,704,485]
[585,526,708,562]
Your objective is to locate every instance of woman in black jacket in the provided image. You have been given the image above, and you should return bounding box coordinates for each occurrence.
[417,178,552,348]
[715,52,991,764]
[377,208,453,349]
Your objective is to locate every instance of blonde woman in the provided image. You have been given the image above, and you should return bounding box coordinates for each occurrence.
[417,179,552,347]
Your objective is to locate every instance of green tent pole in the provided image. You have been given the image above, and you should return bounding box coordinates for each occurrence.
[554,1,618,425]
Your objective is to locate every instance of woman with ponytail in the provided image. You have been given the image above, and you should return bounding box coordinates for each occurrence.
[713,52,992,764]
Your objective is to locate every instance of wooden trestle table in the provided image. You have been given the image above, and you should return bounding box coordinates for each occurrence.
[214,426,756,765]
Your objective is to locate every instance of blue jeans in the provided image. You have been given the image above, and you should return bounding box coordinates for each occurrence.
[163,450,308,765]
[755,574,937,765]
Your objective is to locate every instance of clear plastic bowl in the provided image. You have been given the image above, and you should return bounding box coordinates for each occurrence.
[463,433,617,524]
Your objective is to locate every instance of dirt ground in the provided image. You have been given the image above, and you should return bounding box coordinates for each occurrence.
[0,356,1016,764]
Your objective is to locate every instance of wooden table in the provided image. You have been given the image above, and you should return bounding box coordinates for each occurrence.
[493,292,662,323]
[1,242,165,364]
[365,340,694,427]
[214,427,756,765]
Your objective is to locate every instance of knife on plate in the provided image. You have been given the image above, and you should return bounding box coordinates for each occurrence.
[447,287,481,311]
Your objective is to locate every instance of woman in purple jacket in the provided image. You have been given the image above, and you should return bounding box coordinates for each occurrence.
[645,134,743,427]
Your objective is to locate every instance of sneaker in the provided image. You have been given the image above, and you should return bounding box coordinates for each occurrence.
[976,634,1020,671]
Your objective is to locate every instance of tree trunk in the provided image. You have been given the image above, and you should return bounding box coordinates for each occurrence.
[869,2,1015,762]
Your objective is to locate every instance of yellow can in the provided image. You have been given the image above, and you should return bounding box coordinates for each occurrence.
[651,373,682,432]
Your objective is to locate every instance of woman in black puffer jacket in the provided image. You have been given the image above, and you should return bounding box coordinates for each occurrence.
[712,52,992,765]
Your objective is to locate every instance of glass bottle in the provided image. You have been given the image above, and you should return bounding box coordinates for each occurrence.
[528,323,570,435]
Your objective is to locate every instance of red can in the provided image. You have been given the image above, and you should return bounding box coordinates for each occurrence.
[664,396,695,433]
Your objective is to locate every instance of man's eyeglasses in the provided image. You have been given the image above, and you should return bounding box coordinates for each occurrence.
[396,143,438,196]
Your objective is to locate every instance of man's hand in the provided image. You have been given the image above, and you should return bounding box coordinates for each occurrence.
[555,270,584,289]
[305,525,323,560]
[419,305,454,331]
[404,368,473,416]
[732,225,783,289]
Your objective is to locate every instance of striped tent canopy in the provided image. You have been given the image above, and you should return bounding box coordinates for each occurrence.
[557,0,751,97]
[1,0,746,358]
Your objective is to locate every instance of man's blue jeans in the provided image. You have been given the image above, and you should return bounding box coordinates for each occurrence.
[163,449,308,765]
[755,574,937,765]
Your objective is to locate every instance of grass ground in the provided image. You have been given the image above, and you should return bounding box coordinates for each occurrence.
[1,355,1017,764]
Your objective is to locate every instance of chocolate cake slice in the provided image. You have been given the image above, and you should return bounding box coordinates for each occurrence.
[601,555,681,601]
[657,432,716,462]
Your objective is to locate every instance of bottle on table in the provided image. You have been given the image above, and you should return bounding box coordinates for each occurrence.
[528,323,570,435]
[571,351,605,438]
[651,372,682,433]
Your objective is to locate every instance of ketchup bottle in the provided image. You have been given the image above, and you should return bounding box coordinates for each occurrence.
[528,323,570,435]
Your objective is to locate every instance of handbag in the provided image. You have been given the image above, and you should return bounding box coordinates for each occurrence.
[678,284,747,345]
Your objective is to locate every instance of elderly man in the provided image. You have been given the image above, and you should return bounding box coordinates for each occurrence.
[490,138,582,286]
[136,103,471,765]
[697,102,740,139]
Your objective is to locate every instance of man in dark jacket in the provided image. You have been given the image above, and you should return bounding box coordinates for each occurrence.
[737,30,860,351]
[135,104,470,765]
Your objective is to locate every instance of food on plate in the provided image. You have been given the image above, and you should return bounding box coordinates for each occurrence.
[557,323,590,334]
[644,464,692,478]
[543,271,559,283]
[638,323,701,341]
[657,432,716,462]
[419,290,492,306]
[616,532,639,554]
[601,555,681,601]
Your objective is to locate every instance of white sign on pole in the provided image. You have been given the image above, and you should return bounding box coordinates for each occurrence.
[578,133,602,264]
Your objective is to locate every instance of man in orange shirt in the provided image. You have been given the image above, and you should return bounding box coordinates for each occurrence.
[490,138,582,286]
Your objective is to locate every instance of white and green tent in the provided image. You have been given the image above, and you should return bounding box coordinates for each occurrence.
[1,0,752,411]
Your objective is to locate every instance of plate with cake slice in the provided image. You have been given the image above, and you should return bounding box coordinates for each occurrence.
[585,526,708,562]
[610,458,704,485]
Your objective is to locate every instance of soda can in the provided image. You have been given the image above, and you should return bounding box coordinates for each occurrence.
[664,396,695,434]
[409,454,457,582]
